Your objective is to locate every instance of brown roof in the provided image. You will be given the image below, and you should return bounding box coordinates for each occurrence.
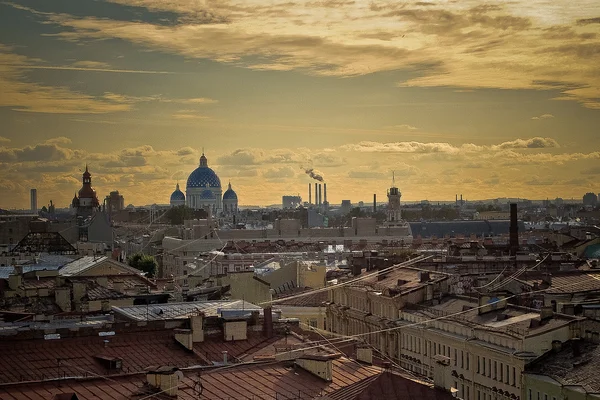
[523,271,600,294]
[274,287,329,307]
[526,340,600,392]
[355,267,446,293]
[0,328,285,384]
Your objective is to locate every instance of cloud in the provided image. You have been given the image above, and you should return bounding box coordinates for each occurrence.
[577,17,600,25]
[342,137,560,154]
[263,166,296,179]
[348,170,387,179]
[171,111,210,120]
[44,136,73,145]
[531,113,555,120]
[176,147,196,156]
[71,60,111,68]
[0,136,10,143]
[0,46,132,114]
[385,124,418,131]
[0,143,76,162]
[492,137,559,149]
[581,166,600,175]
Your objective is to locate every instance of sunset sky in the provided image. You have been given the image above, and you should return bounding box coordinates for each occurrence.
[1,0,599,208]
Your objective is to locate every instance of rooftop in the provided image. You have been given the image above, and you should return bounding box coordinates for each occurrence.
[526,340,600,392]
[273,287,329,307]
[402,296,579,338]
[0,354,453,400]
[353,267,447,294]
[112,300,263,321]
[521,270,600,294]
[59,256,141,277]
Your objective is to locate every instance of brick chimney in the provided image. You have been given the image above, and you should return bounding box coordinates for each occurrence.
[146,366,183,397]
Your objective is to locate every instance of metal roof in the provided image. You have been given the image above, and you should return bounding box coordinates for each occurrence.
[112,300,262,321]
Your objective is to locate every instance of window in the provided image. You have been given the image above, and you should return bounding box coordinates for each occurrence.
[512,367,516,386]
[494,361,497,380]
[499,362,503,382]
[482,357,486,375]
[488,359,491,377]
[309,319,317,328]
[461,350,464,368]
[477,356,480,373]
[528,389,532,400]
[506,364,510,384]
[466,353,470,370]
[454,349,458,366]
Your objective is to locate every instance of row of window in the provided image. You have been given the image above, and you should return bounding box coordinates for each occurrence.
[476,356,517,387]
[401,334,518,388]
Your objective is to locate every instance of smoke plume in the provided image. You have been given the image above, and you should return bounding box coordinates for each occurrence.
[304,168,324,182]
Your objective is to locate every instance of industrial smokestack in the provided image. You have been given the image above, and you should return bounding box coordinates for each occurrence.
[318,184,322,206]
[309,184,312,205]
[460,194,463,207]
[510,203,519,256]
[324,183,327,204]
[373,194,377,213]
[455,194,458,205]
[315,183,318,206]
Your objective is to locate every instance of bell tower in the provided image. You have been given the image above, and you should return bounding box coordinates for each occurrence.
[387,172,402,223]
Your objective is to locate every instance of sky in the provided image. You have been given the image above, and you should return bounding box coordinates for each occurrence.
[0,0,599,208]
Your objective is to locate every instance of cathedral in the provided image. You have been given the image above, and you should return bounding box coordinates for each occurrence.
[169,152,238,216]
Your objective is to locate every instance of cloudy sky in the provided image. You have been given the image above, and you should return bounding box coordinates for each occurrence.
[0,0,599,208]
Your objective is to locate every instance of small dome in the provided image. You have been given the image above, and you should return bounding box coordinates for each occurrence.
[223,182,237,200]
[186,154,221,189]
[199,189,216,200]
[170,183,185,201]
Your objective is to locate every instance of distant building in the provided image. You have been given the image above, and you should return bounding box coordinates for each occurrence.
[30,189,37,213]
[222,182,238,216]
[340,200,352,214]
[169,183,185,207]
[583,192,598,207]
[104,190,125,215]
[71,165,100,217]
[282,195,302,209]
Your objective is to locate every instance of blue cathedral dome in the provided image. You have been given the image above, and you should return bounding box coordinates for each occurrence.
[170,183,185,201]
[186,154,222,189]
[199,189,216,200]
[223,182,237,200]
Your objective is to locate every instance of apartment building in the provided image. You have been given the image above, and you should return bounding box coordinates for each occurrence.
[327,267,449,353]
[395,297,584,400]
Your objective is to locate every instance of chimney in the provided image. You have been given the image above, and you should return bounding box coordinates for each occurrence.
[222,350,228,364]
[373,194,377,213]
[146,366,183,397]
[540,305,553,320]
[174,328,193,350]
[191,314,204,343]
[541,273,552,287]
[356,347,373,364]
[309,184,312,205]
[324,183,327,204]
[509,203,519,256]
[294,353,339,381]
[418,271,430,283]
[263,306,274,338]
[318,184,322,206]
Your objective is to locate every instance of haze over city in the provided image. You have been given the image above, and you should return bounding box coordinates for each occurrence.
[1,0,599,208]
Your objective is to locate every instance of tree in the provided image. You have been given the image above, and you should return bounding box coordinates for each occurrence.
[127,253,158,278]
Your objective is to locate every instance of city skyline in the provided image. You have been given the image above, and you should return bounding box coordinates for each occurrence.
[1,0,599,208]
